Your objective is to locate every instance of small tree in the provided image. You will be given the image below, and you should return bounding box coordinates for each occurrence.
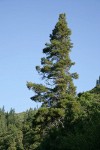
[27,13,78,107]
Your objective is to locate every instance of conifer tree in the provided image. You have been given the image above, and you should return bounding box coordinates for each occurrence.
[27,13,78,107]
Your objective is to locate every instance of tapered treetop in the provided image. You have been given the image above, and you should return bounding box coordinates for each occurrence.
[27,13,78,107]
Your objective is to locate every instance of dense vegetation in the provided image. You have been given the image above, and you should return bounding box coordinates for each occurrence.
[0,14,100,149]
[0,89,100,150]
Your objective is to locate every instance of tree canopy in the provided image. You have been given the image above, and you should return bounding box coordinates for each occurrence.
[27,14,78,107]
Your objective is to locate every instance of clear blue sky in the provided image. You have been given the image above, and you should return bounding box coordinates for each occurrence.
[0,0,100,112]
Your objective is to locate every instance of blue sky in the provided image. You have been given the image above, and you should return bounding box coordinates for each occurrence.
[0,0,100,112]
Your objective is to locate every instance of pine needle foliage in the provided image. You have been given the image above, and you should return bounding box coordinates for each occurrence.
[27,13,78,107]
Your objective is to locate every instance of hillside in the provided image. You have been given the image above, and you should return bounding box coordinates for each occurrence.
[90,85,100,94]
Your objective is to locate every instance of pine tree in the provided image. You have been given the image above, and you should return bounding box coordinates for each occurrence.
[27,13,78,107]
